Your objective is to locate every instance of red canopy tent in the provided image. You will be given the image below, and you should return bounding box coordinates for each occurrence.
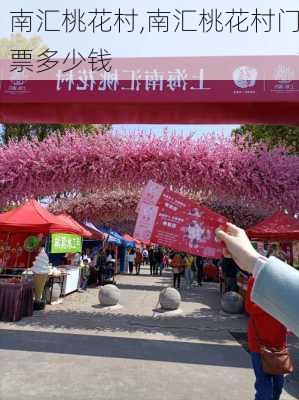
[0,200,87,268]
[57,214,93,238]
[0,199,83,235]
[247,211,299,241]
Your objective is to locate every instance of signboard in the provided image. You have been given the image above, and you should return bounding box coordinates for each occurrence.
[50,233,82,254]
[0,56,299,124]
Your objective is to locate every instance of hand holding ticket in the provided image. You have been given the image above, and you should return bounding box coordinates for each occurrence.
[134,181,227,258]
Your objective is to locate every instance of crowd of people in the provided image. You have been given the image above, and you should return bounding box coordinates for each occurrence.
[129,246,225,291]
[127,246,167,276]
[77,244,237,293]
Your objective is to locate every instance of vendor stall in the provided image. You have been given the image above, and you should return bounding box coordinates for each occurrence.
[0,199,88,317]
[235,211,299,302]
[103,228,138,273]
[49,232,84,296]
[247,211,299,241]
[247,211,299,265]
[119,233,136,273]
[97,226,123,272]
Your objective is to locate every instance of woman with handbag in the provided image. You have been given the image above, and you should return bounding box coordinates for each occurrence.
[246,276,292,400]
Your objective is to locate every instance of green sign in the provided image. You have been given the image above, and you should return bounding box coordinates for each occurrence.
[51,233,82,254]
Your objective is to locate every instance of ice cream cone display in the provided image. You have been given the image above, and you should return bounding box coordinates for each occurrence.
[31,247,51,301]
[33,274,48,301]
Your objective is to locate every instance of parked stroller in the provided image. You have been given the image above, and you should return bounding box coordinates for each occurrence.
[101,259,116,285]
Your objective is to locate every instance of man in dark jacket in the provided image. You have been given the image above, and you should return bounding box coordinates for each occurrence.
[154,247,164,276]
[195,256,204,286]
[221,256,239,292]
[148,247,155,275]
[96,250,106,286]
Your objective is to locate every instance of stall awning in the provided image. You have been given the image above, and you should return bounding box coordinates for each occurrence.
[247,211,299,241]
[57,214,93,238]
[98,226,130,247]
[0,199,83,235]
[123,233,152,246]
[84,222,107,241]
[106,230,123,246]
[122,234,136,248]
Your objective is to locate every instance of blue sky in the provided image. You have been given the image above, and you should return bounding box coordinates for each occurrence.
[0,124,238,139]
[113,124,238,137]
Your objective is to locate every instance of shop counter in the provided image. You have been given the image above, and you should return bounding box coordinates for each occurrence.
[60,266,80,295]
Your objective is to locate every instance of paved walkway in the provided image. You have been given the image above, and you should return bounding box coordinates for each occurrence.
[0,265,298,400]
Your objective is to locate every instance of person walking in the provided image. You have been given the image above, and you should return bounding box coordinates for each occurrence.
[221,256,239,292]
[128,249,136,275]
[246,276,288,400]
[96,249,106,287]
[135,248,143,275]
[163,253,169,270]
[148,247,155,275]
[154,247,164,276]
[142,248,149,265]
[184,254,194,289]
[87,252,98,286]
[79,258,90,292]
[195,255,204,286]
[171,253,183,290]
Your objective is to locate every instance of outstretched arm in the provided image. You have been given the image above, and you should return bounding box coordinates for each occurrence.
[216,223,299,337]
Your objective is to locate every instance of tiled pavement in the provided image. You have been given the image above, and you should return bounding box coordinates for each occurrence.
[0,266,298,400]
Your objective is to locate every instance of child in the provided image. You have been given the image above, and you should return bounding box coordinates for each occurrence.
[79,258,90,291]
[163,253,169,269]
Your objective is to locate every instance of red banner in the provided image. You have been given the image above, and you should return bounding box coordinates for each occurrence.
[1,56,299,124]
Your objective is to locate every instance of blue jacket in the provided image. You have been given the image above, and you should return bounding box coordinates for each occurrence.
[252,256,299,337]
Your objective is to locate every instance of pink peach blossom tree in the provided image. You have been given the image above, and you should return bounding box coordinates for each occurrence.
[0,130,298,225]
